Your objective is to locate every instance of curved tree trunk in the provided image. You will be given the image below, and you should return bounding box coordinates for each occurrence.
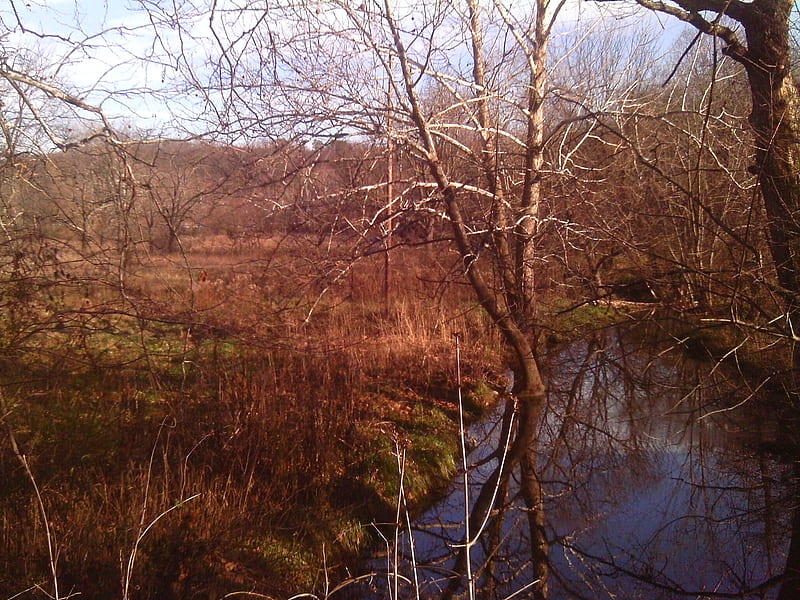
[383,1,555,595]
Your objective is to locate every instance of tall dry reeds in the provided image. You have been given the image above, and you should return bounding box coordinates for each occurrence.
[0,240,503,599]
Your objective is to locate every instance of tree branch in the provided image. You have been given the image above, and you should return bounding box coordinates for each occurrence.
[594,0,748,62]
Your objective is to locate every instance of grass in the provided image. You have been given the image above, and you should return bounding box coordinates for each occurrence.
[3,230,787,600]
[539,299,628,347]
[0,236,504,600]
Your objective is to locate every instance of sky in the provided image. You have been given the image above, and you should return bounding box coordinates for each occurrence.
[4,0,200,133]
[1,0,686,139]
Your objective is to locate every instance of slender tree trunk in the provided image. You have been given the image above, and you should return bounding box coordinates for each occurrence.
[385,3,551,595]
[520,447,548,599]
[777,464,800,600]
[516,1,550,335]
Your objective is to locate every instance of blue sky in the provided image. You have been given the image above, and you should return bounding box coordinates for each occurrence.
[2,0,691,138]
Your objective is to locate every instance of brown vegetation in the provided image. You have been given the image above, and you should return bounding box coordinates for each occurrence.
[0,142,504,598]
[0,96,789,597]
[3,1,800,597]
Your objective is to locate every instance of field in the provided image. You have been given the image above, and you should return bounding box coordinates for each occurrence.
[0,230,506,599]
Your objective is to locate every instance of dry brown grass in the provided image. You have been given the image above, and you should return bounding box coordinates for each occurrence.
[0,234,503,600]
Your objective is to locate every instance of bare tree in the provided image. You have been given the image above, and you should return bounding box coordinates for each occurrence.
[8,0,795,597]
[590,0,800,375]
[132,0,596,596]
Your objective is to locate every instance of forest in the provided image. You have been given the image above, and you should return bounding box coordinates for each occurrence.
[1,1,799,599]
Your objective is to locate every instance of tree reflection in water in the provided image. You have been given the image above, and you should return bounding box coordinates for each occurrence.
[359,325,797,600]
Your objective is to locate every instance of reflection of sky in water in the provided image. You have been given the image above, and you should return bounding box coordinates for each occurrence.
[357,328,791,600]
[552,448,780,599]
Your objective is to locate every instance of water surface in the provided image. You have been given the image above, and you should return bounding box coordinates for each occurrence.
[358,326,793,599]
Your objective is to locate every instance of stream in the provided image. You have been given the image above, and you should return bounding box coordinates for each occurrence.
[354,325,794,599]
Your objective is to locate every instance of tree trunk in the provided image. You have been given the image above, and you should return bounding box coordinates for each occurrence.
[777,464,800,600]
[605,2,800,597]
[740,2,800,397]
[384,3,552,594]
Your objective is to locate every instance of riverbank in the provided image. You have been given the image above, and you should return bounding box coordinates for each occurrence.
[6,240,726,600]
[0,242,514,600]
[354,319,793,600]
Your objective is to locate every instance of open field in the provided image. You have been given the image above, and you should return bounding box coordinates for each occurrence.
[0,232,511,599]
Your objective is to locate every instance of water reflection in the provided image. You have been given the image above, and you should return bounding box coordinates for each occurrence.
[357,326,794,599]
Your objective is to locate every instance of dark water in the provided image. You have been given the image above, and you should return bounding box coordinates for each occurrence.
[356,326,794,599]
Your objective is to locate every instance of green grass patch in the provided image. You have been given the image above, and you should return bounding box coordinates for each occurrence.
[541,301,627,345]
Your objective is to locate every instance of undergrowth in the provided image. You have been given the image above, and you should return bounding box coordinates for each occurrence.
[0,242,504,600]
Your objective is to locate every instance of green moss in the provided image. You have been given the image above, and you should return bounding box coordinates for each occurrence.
[542,301,626,345]
[246,535,318,590]
[464,381,495,416]
[361,432,403,504]
[328,517,369,554]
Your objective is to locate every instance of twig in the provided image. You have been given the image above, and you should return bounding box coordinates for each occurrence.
[0,390,60,600]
